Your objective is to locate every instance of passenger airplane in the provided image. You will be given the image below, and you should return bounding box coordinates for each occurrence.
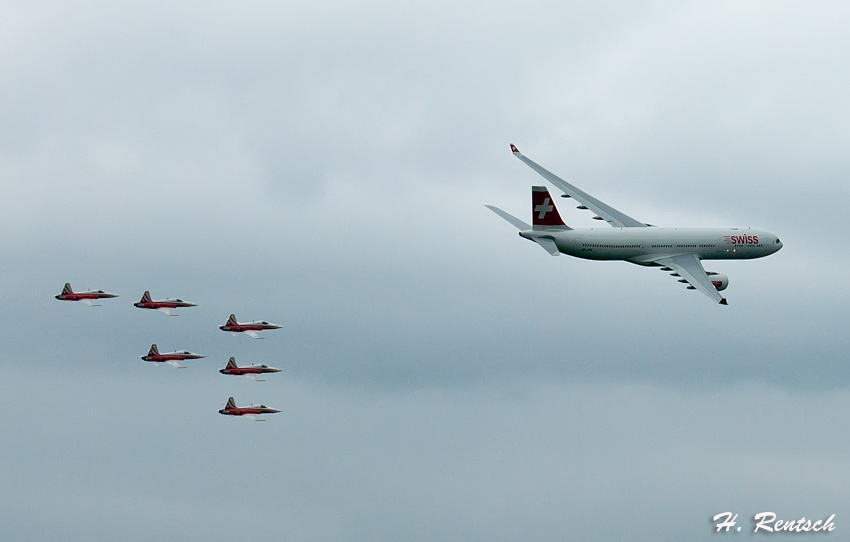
[218,397,280,421]
[133,291,197,315]
[219,357,281,381]
[219,314,282,339]
[485,145,783,304]
[141,344,204,368]
[54,283,118,306]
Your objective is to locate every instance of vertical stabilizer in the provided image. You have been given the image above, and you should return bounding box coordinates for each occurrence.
[227,357,237,368]
[62,283,74,294]
[531,186,569,230]
[148,344,159,355]
[227,314,238,326]
[225,397,237,409]
[140,291,152,303]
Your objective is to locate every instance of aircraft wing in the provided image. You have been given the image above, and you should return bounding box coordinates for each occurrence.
[245,330,262,339]
[246,414,264,421]
[158,308,177,316]
[653,253,727,305]
[81,299,100,307]
[511,145,647,228]
[166,360,186,368]
[246,374,266,382]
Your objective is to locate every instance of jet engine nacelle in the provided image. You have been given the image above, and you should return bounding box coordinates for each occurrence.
[706,272,729,291]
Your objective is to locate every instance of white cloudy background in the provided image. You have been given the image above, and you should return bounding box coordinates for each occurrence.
[2,1,849,540]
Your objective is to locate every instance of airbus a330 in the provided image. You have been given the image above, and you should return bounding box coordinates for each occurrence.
[486,145,782,304]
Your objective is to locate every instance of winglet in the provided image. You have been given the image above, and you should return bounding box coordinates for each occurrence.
[510,144,521,156]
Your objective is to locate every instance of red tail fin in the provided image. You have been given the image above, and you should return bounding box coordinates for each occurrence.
[531,186,566,228]
[227,357,237,368]
[227,314,238,326]
[62,283,73,295]
[140,291,152,302]
[225,397,236,409]
[148,344,159,355]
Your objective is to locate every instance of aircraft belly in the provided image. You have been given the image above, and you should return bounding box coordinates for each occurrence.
[561,240,644,261]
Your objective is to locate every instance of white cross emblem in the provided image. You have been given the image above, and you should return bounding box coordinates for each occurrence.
[535,198,554,219]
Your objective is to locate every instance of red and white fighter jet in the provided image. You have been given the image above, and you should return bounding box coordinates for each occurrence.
[54,283,118,306]
[133,291,197,316]
[219,314,282,339]
[219,357,282,381]
[218,397,280,421]
[141,344,205,368]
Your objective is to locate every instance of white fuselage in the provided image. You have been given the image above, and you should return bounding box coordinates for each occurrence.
[520,227,782,265]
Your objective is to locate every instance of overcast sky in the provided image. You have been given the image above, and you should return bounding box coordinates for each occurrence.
[2,1,849,540]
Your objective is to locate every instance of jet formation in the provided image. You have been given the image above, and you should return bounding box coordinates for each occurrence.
[55,284,283,416]
[486,145,783,304]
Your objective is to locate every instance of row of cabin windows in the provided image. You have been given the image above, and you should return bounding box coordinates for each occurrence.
[584,243,719,249]
[582,243,641,248]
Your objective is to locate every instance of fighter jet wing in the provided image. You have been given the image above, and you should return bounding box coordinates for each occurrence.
[81,299,101,307]
[653,253,727,305]
[245,330,262,339]
[246,375,266,382]
[166,360,186,368]
[158,308,177,316]
[510,144,647,228]
[246,415,265,421]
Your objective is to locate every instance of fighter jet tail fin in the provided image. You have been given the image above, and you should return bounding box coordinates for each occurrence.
[225,397,236,409]
[227,314,238,326]
[226,357,238,369]
[140,291,152,303]
[531,186,571,231]
[62,283,74,294]
[148,344,159,356]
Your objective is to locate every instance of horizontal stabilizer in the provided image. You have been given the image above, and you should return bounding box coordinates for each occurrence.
[534,237,560,256]
[485,205,531,230]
